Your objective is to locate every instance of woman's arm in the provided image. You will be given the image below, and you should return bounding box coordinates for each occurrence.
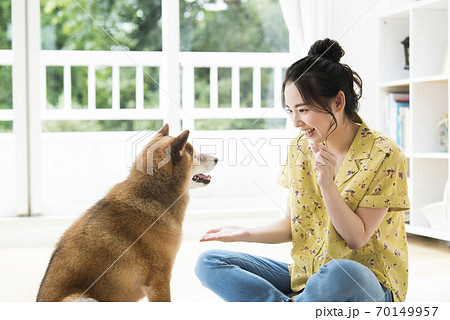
[312,143,388,250]
[199,206,292,244]
[319,182,388,250]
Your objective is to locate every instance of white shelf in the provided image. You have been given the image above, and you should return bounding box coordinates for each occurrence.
[380,78,410,88]
[406,224,450,242]
[409,153,449,159]
[414,0,448,11]
[412,74,448,84]
[380,0,450,243]
[380,75,448,88]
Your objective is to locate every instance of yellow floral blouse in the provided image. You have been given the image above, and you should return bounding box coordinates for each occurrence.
[277,114,410,302]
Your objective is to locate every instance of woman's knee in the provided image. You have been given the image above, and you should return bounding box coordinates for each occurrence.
[299,259,380,301]
[195,250,218,275]
[319,259,378,290]
[194,249,229,282]
[322,259,370,278]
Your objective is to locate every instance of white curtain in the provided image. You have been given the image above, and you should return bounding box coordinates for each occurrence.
[279,0,332,59]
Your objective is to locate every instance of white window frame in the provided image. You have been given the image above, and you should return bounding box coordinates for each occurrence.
[12,0,42,216]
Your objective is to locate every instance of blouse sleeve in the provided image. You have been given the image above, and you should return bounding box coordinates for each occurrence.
[277,158,294,207]
[276,159,290,189]
[359,148,410,211]
[277,138,297,189]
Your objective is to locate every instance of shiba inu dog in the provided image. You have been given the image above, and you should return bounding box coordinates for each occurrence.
[36,124,217,302]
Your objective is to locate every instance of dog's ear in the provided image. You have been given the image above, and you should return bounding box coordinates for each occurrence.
[158,123,169,136]
[171,130,190,162]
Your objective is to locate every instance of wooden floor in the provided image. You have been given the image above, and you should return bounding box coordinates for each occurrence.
[406,234,450,302]
[0,214,449,302]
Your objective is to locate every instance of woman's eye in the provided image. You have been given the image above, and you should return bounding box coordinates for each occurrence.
[284,107,292,114]
[299,109,308,113]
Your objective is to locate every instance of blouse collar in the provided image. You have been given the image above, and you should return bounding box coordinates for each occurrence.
[295,113,376,188]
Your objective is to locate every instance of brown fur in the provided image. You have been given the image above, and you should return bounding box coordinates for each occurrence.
[36,124,214,302]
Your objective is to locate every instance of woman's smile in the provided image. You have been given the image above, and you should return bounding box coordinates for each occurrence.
[301,127,316,138]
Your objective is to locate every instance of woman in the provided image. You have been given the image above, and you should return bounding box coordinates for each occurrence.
[195,38,410,302]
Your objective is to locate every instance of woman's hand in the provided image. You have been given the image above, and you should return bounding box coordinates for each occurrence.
[310,142,337,187]
[199,226,250,243]
[199,214,292,244]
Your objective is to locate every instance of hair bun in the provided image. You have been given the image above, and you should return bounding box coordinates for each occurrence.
[308,38,344,63]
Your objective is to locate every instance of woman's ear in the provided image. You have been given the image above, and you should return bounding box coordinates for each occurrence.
[334,91,346,113]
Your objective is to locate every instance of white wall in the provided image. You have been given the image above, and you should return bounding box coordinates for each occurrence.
[326,0,386,130]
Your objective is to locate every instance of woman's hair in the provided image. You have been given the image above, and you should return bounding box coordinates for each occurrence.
[282,38,363,141]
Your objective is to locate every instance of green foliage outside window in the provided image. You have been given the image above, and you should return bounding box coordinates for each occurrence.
[0,1,12,132]
[0,0,288,133]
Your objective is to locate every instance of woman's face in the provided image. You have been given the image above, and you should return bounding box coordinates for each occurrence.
[284,82,333,144]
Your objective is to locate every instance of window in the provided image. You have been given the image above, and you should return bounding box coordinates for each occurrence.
[3,0,291,217]
[0,0,14,217]
[40,0,163,132]
[180,0,289,130]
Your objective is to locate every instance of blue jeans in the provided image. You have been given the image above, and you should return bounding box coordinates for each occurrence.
[195,249,393,302]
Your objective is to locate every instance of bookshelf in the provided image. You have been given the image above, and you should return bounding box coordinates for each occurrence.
[379,0,450,243]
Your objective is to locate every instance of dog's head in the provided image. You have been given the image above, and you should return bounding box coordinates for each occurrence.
[131,124,217,189]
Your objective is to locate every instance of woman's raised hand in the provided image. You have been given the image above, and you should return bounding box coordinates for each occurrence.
[310,142,337,186]
[199,226,250,243]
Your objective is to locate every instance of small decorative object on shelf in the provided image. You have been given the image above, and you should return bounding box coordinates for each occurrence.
[437,114,448,152]
[421,201,447,230]
[401,36,409,70]
[421,181,449,231]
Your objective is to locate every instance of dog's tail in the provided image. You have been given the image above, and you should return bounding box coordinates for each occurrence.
[36,245,61,302]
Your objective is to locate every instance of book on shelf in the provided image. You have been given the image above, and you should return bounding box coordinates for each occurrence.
[384,93,410,152]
